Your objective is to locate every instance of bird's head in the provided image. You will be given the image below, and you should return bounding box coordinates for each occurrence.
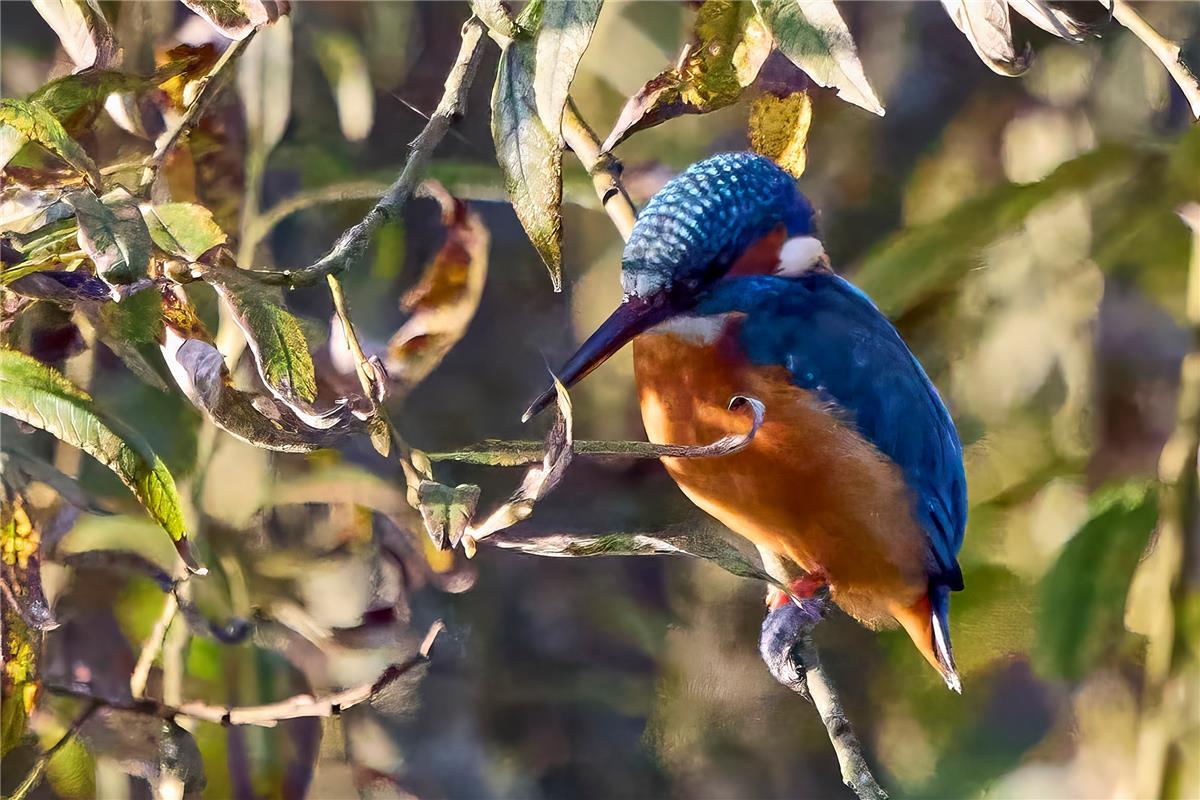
[524,151,823,420]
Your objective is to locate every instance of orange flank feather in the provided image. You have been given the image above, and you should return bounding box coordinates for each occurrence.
[634,320,937,643]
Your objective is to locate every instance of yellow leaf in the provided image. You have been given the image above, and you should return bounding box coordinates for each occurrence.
[749,91,812,178]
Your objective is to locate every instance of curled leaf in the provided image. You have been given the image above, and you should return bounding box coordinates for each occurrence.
[0,347,199,571]
[65,187,153,288]
[939,0,1031,77]
[159,287,362,453]
[464,377,574,552]
[0,99,101,185]
[180,0,289,41]
[31,0,116,71]
[749,91,812,178]
[533,0,603,139]
[752,0,885,116]
[386,187,489,395]
[492,34,563,289]
[604,0,772,151]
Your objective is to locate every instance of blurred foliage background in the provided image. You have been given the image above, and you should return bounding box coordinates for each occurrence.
[2,1,1199,798]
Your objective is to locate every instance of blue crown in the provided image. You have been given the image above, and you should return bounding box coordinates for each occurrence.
[621,152,815,296]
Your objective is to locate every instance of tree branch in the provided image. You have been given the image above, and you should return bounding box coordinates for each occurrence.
[761,601,889,800]
[265,17,488,288]
[46,622,444,729]
[562,99,638,241]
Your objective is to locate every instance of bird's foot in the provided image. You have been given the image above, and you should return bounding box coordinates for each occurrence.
[765,572,829,611]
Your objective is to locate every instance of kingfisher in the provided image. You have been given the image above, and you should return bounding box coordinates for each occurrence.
[524,152,967,691]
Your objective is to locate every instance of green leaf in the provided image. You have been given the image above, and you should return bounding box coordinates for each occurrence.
[752,0,884,116]
[533,0,603,139]
[0,348,198,570]
[1034,482,1159,680]
[603,0,772,151]
[90,288,170,391]
[179,0,283,40]
[202,266,317,405]
[0,98,101,185]
[0,188,71,236]
[31,0,116,71]
[313,32,375,143]
[29,64,193,130]
[492,36,563,289]
[65,187,153,287]
[140,202,227,261]
[237,15,293,155]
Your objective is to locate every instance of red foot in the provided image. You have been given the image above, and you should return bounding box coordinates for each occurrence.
[766,572,829,611]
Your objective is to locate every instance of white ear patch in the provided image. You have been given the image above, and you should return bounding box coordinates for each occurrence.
[776,236,828,277]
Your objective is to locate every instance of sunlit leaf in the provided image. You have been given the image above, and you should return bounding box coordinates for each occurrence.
[0,99,101,185]
[237,15,293,155]
[752,0,884,116]
[160,287,361,452]
[0,188,71,236]
[939,0,1030,77]
[492,34,563,289]
[1,605,38,757]
[202,265,317,407]
[179,0,288,41]
[1006,0,1087,43]
[140,202,227,261]
[748,91,812,178]
[386,189,489,395]
[64,187,153,288]
[31,0,116,71]
[471,0,522,40]
[603,0,771,151]
[533,0,603,139]
[0,347,197,570]
[0,493,56,630]
[314,31,375,143]
[1034,482,1159,680]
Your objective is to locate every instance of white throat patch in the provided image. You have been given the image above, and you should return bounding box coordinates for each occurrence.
[776,236,828,277]
[651,313,731,345]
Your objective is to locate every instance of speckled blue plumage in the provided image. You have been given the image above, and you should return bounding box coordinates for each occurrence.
[622,152,814,295]
[696,273,967,591]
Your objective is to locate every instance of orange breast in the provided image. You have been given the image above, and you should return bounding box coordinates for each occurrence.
[633,324,932,626]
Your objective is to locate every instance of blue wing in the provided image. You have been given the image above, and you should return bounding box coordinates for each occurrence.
[698,273,967,588]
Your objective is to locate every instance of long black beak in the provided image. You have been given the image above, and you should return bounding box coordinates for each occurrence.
[523,293,673,421]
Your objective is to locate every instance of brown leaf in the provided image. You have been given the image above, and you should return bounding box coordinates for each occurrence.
[602,0,772,151]
[385,186,489,396]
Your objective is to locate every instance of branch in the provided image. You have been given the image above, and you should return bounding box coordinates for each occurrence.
[46,622,444,729]
[562,99,638,241]
[266,17,488,288]
[9,701,99,800]
[761,601,888,800]
[139,35,253,192]
[1107,0,1200,119]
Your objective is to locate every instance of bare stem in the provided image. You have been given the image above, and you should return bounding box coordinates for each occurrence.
[130,593,179,699]
[270,17,487,288]
[9,701,99,800]
[139,35,253,193]
[1107,0,1200,119]
[562,99,638,241]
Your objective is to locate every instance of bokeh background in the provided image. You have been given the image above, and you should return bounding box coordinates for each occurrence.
[2,2,1198,798]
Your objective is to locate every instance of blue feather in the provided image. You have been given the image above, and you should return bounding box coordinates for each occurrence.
[696,272,967,588]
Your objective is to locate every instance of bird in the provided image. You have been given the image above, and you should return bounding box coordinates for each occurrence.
[524,152,967,692]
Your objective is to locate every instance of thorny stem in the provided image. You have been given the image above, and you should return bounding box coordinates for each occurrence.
[263,17,488,288]
[9,701,100,800]
[139,35,253,193]
[43,622,443,728]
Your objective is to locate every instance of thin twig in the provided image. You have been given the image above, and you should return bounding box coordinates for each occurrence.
[9,701,100,800]
[45,622,444,729]
[1107,0,1200,119]
[267,17,488,288]
[131,593,178,699]
[562,99,638,241]
[139,35,254,192]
